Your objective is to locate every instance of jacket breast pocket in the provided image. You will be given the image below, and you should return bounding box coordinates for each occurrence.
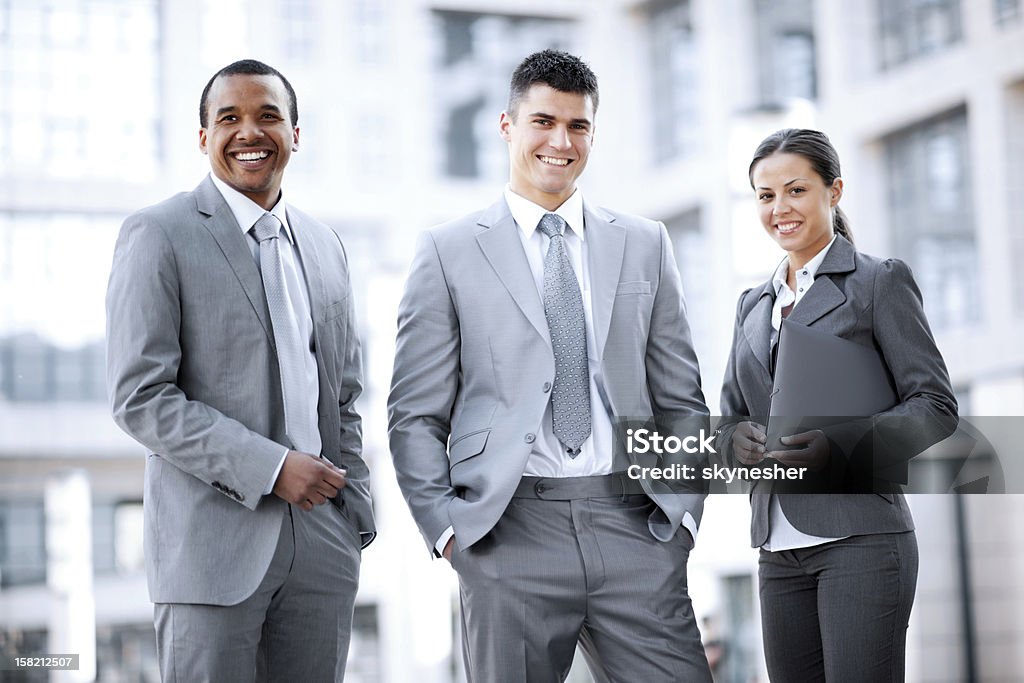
[616,281,651,296]
[323,298,348,323]
[449,429,490,467]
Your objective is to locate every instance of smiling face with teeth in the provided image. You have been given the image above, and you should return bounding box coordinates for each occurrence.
[751,152,843,270]
[199,74,299,210]
[499,84,594,211]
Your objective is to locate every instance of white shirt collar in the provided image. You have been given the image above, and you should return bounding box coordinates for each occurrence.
[209,174,294,244]
[503,185,585,241]
[771,234,837,295]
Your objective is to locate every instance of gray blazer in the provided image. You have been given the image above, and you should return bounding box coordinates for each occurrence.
[388,197,708,553]
[718,235,957,546]
[106,176,373,605]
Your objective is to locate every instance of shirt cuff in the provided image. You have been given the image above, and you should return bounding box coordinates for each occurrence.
[263,449,290,495]
[435,526,455,557]
[681,511,698,544]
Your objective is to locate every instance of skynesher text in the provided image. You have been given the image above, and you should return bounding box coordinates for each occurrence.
[627,463,808,484]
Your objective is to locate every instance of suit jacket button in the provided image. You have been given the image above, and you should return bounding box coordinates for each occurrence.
[542,382,552,392]
[524,433,536,444]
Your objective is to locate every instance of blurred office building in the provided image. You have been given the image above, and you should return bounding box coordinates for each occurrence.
[1,1,1022,681]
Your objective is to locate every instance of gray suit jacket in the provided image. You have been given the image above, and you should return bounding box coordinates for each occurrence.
[718,235,957,546]
[388,197,708,552]
[106,176,373,605]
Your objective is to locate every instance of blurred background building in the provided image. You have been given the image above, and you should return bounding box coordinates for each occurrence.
[0,0,1022,681]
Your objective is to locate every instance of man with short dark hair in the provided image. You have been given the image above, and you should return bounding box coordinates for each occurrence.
[389,49,712,681]
[107,59,373,681]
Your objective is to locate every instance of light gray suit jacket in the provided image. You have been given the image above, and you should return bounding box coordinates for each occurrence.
[388,197,708,553]
[718,235,957,546]
[106,176,373,605]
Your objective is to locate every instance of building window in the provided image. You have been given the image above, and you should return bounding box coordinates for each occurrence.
[714,573,761,682]
[0,500,47,588]
[432,10,576,180]
[352,0,388,65]
[0,212,120,402]
[280,0,317,62]
[753,0,817,107]
[884,107,978,330]
[878,0,963,70]
[0,0,161,180]
[994,0,1021,25]
[346,604,382,680]
[1009,81,1024,316]
[648,0,699,163]
[662,209,711,364]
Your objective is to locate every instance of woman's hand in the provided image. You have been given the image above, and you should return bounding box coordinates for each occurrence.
[732,421,767,465]
[767,429,829,471]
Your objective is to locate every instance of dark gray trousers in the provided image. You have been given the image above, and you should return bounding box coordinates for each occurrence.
[758,531,919,683]
[452,474,712,683]
[154,502,362,682]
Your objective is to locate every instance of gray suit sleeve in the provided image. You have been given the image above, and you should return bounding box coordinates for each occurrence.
[861,258,958,470]
[106,212,284,509]
[716,288,757,465]
[333,240,373,543]
[645,223,710,528]
[824,258,958,481]
[388,232,461,549]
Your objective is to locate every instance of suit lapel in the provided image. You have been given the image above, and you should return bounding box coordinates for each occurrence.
[475,198,550,345]
[194,176,274,346]
[584,203,625,362]
[788,236,855,326]
[288,209,338,399]
[742,283,775,377]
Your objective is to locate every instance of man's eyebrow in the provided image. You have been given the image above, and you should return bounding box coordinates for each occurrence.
[214,104,283,117]
[526,111,592,127]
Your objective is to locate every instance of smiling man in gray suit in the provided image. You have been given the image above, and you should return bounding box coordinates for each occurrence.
[388,50,712,681]
[106,60,372,682]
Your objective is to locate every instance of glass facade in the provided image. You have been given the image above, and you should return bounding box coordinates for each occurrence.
[432,10,575,180]
[648,0,699,162]
[0,0,161,180]
[878,0,962,69]
[885,107,978,330]
[754,0,817,106]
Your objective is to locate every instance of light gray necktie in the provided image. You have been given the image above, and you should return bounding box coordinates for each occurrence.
[538,213,591,457]
[252,213,317,453]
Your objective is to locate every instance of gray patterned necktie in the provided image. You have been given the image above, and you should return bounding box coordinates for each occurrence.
[538,213,591,457]
[252,213,317,453]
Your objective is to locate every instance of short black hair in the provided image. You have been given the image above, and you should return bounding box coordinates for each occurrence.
[507,50,599,120]
[199,59,298,128]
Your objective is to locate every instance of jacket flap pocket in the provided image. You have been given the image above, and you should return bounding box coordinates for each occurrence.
[324,298,348,322]
[616,280,651,295]
[449,429,490,465]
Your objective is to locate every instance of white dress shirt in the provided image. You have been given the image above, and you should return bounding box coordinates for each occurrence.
[504,186,615,478]
[209,175,321,494]
[763,235,847,551]
[435,187,616,555]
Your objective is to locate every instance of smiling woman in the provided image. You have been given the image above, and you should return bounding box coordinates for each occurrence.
[719,127,958,683]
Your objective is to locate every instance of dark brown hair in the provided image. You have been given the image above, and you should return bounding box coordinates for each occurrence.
[748,128,853,244]
[507,50,599,121]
